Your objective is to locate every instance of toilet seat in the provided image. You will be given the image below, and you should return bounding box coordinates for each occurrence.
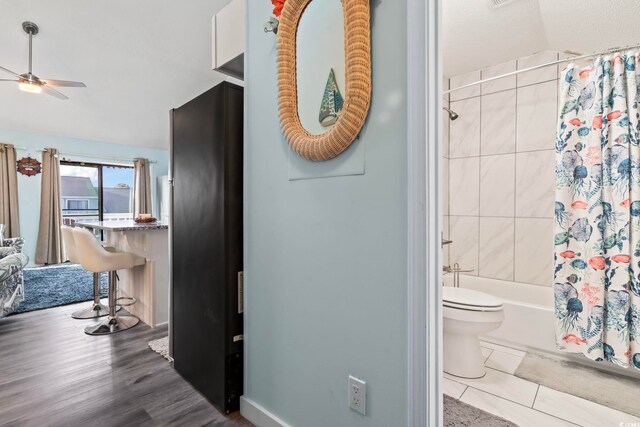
[443,287,503,312]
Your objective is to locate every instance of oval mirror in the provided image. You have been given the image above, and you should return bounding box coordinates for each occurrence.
[277,0,371,161]
[296,0,345,135]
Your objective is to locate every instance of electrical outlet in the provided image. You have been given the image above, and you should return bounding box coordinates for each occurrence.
[348,375,366,415]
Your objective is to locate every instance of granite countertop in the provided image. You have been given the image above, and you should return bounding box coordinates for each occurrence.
[74,220,168,232]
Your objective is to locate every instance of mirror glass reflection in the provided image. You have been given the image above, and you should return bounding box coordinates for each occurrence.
[296,0,346,135]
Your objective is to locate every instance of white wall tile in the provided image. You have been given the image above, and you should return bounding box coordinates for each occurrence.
[515,218,553,286]
[450,157,479,216]
[443,157,450,212]
[450,70,481,101]
[445,52,564,287]
[481,60,517,95]
[480,154,515,217]
[461,388,574,427]
[443,76,450,102]
[443,215,450,267]
[517,51,559,87]
[481,89,516,155]
[450,97,481,158]
[515,150,555,218]
[443,113,450,158]
[534,386,637,427]
[479,217,514,281]
[516,81,558,152]
[450,216,479,274]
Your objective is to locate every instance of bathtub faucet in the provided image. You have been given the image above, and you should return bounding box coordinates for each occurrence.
[443,263,475,287]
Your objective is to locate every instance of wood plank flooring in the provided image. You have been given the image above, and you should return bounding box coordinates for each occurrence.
[0,303,252,427]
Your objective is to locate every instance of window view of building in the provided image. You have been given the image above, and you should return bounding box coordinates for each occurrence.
[61,175,99,217]
[60,162,134,222]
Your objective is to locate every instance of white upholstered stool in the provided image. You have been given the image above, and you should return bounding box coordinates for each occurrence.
[73,227,146,335]
[61,225,110,319]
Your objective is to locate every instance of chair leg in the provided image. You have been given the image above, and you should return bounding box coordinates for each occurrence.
[72,273,111,319]
[84,271,139,335]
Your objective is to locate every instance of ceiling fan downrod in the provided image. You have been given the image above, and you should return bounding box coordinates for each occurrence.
[22,21,39,75]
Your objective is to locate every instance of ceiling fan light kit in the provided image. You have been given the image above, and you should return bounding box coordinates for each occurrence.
[0,21,86,100]
[18,81,42,93]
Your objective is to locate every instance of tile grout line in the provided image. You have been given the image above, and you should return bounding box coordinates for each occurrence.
[531,384,540,409]
[448,148,556,160]
[451,77,560,103]
[447,76,452,266]
[455,382,582,427]
[478,78,482,276]
[513,74,519,282]
[457,385,469,400]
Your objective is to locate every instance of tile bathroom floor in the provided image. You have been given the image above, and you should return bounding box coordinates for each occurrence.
[444,341,640,427]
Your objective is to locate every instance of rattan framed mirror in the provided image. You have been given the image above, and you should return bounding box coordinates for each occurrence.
[277,0,372,161]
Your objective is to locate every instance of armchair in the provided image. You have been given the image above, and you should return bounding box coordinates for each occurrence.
[0,231,28,318]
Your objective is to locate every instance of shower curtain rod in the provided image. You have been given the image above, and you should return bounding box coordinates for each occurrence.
[443,43,640,95]
[8,145,157,164]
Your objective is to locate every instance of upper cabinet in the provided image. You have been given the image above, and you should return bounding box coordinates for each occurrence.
[212,0,244,80]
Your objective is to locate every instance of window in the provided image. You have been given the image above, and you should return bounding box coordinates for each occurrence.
[67,200,89,210]
[60,161,135,222]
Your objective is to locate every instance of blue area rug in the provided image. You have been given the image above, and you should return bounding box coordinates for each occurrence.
[13,264,107,314]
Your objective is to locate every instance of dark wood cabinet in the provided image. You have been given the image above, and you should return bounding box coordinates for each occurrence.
[170,82,243,414]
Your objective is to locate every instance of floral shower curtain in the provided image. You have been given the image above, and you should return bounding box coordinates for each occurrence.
[555,52,640,370]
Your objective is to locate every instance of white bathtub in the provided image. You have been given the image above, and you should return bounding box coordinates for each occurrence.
[444,274,640,379]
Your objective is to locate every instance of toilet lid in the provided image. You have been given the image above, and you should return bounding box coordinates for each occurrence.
[443,287,503,311]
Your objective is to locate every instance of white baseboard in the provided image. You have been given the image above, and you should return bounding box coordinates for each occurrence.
[240,396,291,427]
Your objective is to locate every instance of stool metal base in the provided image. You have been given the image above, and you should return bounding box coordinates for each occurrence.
[84,315,140,335]
[71,302,110,319]
[72,272,117,319]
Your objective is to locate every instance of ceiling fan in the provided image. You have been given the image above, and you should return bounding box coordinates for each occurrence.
[0,21,86,100]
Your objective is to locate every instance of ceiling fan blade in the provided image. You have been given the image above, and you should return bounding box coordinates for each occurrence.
[42,79,86,87]
[42,85,68,100]
[0,79,18,82]
[0,66,21,78]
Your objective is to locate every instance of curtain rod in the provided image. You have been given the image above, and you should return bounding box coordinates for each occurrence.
[7,145,157,164]
[444,43,640,95]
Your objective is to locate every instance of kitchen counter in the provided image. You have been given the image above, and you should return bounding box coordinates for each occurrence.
[75,220,168,232]
[75,220,169,328]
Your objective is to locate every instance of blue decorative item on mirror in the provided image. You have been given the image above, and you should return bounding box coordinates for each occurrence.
[319,68,344,127]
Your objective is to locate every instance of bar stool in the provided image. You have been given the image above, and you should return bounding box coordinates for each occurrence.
[72,227,146,335]
[61,225,110,319]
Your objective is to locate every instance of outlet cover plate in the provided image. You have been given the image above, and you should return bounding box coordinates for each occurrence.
[348,375,366,415]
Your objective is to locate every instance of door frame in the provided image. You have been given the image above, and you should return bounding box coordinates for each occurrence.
[407,0,442,425]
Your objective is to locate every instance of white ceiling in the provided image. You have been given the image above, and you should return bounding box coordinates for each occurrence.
[444,0,640,77]
[0,0,234,149]
[4,0,638,144]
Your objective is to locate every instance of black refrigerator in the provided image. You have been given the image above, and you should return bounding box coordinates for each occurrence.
[170,81,243,414]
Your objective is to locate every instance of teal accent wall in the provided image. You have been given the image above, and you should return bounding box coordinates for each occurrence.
[0,128,168,265]
[244,1,408,425]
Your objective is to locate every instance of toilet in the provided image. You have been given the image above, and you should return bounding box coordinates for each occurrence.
[443,286,504,378]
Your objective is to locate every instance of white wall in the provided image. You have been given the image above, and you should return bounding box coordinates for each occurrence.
[0,128,169,265]
[243,1,408,426]
[445,51,562,287]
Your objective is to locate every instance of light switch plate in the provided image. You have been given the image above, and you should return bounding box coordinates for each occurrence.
[348,375,366,415]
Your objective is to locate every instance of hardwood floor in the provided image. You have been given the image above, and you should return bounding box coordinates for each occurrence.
[0,303,252,427]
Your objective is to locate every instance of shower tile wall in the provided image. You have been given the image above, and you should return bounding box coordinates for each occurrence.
[443,78,451,265]
[446,51,562,286]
